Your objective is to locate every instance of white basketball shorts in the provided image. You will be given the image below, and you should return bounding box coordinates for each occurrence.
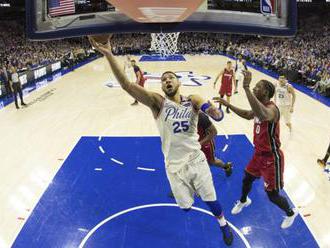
[236,71,244,84]
[165,150,217,209]
[278,105,291,124]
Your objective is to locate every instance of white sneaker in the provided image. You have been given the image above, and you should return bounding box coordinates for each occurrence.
[281,209,298,229]
[231,197,252,215]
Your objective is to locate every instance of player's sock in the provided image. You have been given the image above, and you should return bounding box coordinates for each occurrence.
[205,201,226,225]
[217,216,227,226]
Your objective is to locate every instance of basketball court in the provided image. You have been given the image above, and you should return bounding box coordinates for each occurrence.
[1,0,330,247]
[0,54,329,247]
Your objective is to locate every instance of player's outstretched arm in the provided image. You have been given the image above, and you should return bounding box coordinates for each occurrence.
[242,71,277,121]
[190,95,224,121]
[213,70,223,88]
[200,124,217,146]
[89,36,162,112]
[213,97,254,120]
[288,84,296,112]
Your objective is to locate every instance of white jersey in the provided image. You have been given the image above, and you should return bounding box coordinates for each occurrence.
[275,82,292,106]
[155,96,201,173]
[124,61,131,75]
[236,60,246,74]
[124,61,134,82]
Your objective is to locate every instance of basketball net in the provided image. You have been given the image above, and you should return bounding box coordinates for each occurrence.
[150,32,180,57]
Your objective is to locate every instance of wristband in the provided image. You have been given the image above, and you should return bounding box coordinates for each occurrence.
[201,102,211,113]
[201,103,224,122]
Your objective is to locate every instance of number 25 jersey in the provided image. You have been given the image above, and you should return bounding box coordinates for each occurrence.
[155,96,201,172]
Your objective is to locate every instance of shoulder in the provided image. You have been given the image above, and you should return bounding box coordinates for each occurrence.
[151,93,166,118]
[268,102,280,121]
[287,83,294,91]
[188,94,203,111]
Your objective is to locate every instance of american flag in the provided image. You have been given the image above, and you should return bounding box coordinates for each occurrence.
[48,0,76,17]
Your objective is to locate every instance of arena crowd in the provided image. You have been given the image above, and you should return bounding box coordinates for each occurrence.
[0,14,329,98]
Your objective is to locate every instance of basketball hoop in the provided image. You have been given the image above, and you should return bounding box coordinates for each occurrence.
[150,32,180,57]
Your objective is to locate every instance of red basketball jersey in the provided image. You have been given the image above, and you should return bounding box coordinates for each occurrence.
[133,65,146,84]
[253,102,281,153]
[221,68,234,86]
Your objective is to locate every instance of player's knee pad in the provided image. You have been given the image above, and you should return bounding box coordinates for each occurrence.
[205,201,223,217]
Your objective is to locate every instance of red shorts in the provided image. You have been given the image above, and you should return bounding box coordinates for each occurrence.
[138,78,146,87]
[201,140,215,163]
[219,82,232,97]
[246,150,284,191]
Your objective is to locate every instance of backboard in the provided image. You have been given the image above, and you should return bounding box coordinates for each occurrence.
[26,0,297,40]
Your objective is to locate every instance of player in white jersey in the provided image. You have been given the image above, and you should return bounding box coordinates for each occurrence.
[274,75,296,131]
[89,36,233,246]
[123,55,134,82]
[235,55,247,94]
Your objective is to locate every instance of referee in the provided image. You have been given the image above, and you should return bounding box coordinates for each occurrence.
[10,66,26,109]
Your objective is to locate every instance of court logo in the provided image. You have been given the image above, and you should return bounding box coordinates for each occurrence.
[106,71,211,88]
[260,0,275,15]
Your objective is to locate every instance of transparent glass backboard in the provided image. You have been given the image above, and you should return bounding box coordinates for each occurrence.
[26,0,297,40]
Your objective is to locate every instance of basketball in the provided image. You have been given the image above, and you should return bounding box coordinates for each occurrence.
[90,34,111,44]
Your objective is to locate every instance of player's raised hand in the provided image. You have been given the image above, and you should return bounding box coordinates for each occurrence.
[242,70,252,89]
[88,35,112,56]
[212,97,229,107]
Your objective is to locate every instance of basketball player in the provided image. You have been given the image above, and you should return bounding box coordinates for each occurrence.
[214,71,298,229]
[317,141,330,168]
[213,61,235,113]
[274,75,296,132]
[198,112,233,177]
[235,55,247,94]
[124,55,133,81]
[89,36,233,245]
[130,59,146,106]
[169,112,232,197]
